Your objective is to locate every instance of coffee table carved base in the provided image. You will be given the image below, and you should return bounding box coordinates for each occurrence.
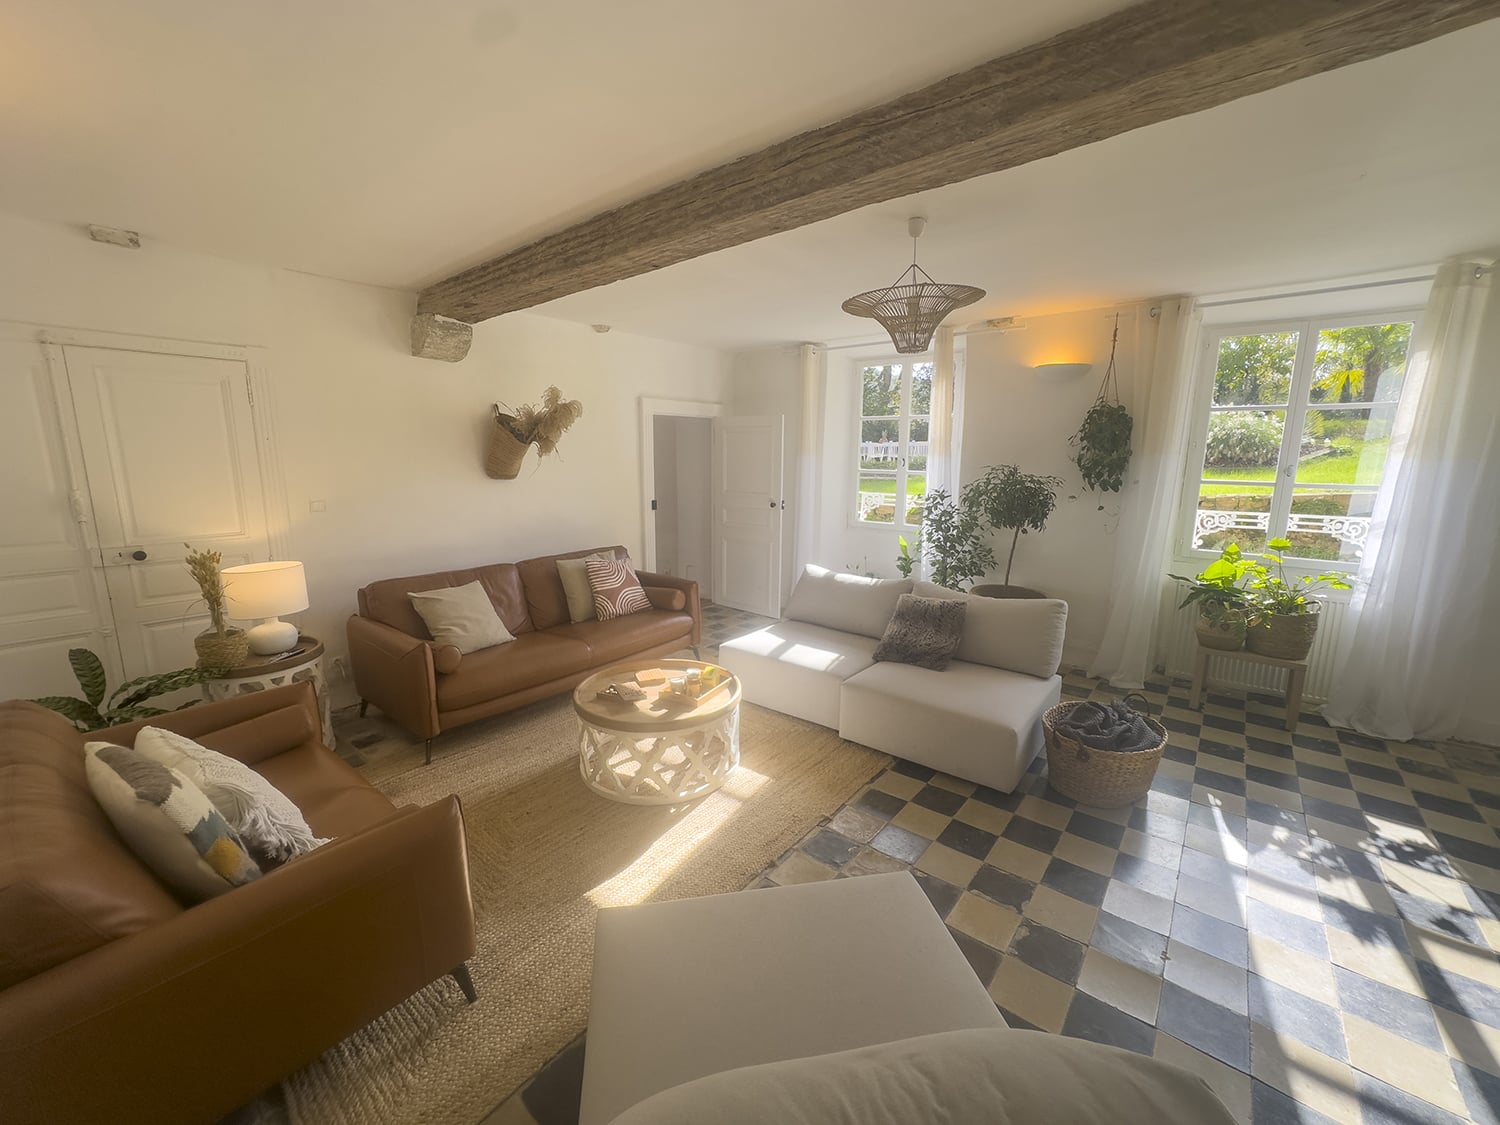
[579,710,740,805]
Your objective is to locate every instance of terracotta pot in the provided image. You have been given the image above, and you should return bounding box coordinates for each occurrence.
[1246,612,1319,661]
[970,584,1047,599]
[1195,611,1246,651]
[194,627,249,669]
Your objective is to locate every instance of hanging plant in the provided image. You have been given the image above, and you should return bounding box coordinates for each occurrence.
[1071,314,1133,499]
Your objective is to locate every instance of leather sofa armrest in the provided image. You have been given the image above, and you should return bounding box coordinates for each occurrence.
[94,682,322,767]
[0,798,475,1124]
[642,587,687,612]
[636,571,701,647]
[347,614,440,739]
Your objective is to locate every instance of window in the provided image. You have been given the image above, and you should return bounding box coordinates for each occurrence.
[855,360,931,527]
[1184,314,1416,565]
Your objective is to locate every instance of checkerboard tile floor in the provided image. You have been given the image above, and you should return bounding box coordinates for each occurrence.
[751,670,1500,1125]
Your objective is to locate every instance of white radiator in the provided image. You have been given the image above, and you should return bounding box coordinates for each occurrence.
[1162,596,1351,703]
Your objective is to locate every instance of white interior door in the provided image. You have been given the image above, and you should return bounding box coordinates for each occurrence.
[65,346,269,680]
[0,342,121,699]
[711,415,784,617]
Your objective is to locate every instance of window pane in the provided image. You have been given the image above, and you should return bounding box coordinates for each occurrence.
[1295,407,1396,486]
[1202,409,1286,483]
[1213,332,1297,406]
[859,418,901,469]
[910,364,933,415]
[1285,489,1376,563]
[904,473,927,525]
[1192,484,1273,556]
[908,417,929,471]
[1311,322,1413,405]
[856,473,897,523]
[861,364,902,418]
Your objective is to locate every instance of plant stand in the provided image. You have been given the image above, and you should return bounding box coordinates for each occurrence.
[1189,644,1308,733]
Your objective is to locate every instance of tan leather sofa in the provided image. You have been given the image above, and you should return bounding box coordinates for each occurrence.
[0,683,476,1125]
[348,545,701,761]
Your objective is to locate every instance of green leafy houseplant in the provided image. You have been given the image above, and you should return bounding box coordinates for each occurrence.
[30,648,225,732]
[1244,538,1353,623]
[962,465,1063,588]
[895,533,919,578]
[1070,314,1132,500]
[1170,544,1255,650]
[915,490,994,591]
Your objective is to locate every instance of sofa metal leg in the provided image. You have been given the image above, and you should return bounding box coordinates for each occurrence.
[449,963,478,1003]
[358,699,369,718]
[691,644,701,661]
[424,738,433,766]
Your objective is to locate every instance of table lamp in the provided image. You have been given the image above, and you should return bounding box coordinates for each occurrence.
[222,561,309,655]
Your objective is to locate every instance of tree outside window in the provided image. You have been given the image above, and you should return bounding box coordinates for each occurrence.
[856,361,932,528]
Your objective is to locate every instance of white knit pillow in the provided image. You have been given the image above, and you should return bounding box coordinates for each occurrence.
[133,726,329,864]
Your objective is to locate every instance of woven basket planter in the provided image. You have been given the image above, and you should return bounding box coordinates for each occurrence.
[1041,698,1168,809]
[194,627,248,669]
[1195,611,1246,651]
[485,414,532,480]
[1245,612,1319,661]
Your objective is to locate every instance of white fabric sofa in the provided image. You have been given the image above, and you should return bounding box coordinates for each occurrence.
[719,566,1067,793]
[580,873,1235,1125]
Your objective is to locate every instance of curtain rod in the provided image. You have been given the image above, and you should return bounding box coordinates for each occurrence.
[1197,273,1435,309]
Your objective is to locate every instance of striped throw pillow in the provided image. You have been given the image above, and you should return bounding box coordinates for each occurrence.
[586,557,653,621]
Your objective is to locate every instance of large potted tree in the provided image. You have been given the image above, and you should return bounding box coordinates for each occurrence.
[903,489,994,590]
[962,464,1064,598]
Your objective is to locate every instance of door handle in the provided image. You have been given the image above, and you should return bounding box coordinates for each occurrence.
[769,501,776,508]
[131,550,148,561]
[101,547,149,567]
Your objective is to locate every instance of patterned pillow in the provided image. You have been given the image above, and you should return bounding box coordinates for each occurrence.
[873,594,967,671]
[586,556,653,621]
[84,742,262,902]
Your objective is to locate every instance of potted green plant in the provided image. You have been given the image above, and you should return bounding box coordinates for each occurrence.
[961,464,1064,598]
[1169,544,1254,651]
[912,489,994,591]
[1242,538,1352,660]
[30,648,224,731]
[186,543,249,668]
[895,533,919,578]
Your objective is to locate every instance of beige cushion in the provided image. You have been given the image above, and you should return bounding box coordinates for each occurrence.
[409,580,516,654]
[911,580,1067,678]
[133,726,329,863]
[606,1028,1236,1125]
[84,742,261,902]
[873,593,966,670]
[558,551,614,623]
[783,564,911,640]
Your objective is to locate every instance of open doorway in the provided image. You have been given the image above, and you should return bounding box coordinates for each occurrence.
[651,415,713,596]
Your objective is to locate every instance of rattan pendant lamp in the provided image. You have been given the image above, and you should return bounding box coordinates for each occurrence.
[841,216,985,354]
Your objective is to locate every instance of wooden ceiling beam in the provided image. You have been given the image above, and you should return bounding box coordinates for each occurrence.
[415,0,1500,334]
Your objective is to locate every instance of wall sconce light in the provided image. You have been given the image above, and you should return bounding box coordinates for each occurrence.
[1033,362,1093,382]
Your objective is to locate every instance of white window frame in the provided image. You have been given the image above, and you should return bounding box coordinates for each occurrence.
[1176,306,1420,572]
[850,356,932,532]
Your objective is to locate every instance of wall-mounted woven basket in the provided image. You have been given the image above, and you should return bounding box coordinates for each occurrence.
[485,410,531,480]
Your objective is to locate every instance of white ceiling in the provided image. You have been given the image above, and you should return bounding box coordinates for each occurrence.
[3,4,1498,350]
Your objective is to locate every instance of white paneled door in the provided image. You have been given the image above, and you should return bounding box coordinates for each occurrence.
[0,342,121,699]
[64,346,269,680]
[710,416,784,617]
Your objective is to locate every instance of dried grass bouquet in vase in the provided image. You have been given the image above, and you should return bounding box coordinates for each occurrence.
[185,543,250,667]
[486,385,584,479]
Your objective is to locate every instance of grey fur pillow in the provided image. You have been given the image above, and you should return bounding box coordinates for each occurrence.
[873,594,967,671]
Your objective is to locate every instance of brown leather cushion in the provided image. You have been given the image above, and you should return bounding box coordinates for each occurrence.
[359,564,533,639]
[253,743,397,840]
[548,611,695,666]
[0,704,182,989]
[436,633,593,711]
[517,546,625,631]
[644,587,687,612]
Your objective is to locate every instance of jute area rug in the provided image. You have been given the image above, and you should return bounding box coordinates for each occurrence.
[283,696,887,1125]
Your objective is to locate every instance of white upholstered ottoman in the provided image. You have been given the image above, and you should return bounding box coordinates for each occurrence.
[579,872,1005,1125]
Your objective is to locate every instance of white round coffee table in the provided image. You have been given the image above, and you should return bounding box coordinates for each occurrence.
[573,659,742,805]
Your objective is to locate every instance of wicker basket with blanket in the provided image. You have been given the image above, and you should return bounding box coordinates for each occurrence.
[1042,694,1167,808]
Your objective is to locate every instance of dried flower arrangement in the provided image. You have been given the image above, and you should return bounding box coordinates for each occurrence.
[184,543,249,666]
[486,386,584,478]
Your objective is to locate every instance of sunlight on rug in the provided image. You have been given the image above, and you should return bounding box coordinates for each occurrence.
[282,697,886,1125]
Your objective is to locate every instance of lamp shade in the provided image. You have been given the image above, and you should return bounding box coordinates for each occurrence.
[222,561,309,620]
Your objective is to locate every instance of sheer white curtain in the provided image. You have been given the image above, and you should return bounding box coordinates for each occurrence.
[791,343,823,580]
[1323,258,1499,741]
[920,327,958,582]
[1088,298,1200,688]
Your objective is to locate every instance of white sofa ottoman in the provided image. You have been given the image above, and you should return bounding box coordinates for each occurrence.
[579,872,1004,1125]
[714,619,878,729]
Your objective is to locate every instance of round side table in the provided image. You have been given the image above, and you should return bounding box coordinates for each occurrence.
[202,634,334,749]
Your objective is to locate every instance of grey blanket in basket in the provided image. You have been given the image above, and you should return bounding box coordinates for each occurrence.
[1054,701,1158,754]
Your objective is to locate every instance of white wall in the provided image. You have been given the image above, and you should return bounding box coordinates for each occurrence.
[729,345,802,607]
[0,212,731,703]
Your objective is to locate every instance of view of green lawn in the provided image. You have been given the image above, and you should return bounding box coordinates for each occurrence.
[1200,437,1387,497]
[857,477,927,496]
